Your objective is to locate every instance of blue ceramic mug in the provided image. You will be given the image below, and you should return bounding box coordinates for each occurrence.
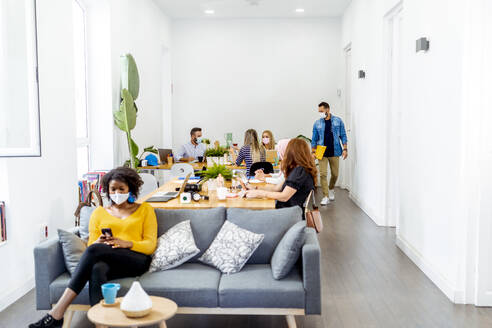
[101,283,120,304]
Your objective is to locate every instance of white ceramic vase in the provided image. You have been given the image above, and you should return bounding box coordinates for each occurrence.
[120,281,152,317]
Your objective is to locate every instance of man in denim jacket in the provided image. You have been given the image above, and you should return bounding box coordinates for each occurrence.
[311,102,348,205]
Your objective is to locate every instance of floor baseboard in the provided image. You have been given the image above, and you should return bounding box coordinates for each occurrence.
[0,276,35,312]
[396,235,465,304]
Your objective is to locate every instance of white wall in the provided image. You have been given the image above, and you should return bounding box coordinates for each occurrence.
[342,0,474,303]
[83,0,172,169]
[0,0,77,311]
[109,0,172,166]
[171,18,343,151]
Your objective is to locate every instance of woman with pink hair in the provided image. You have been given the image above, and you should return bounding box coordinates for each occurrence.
[254,138,291,184]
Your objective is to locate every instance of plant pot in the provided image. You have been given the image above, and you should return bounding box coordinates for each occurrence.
[207,179,218,191]
[207,156,223,166]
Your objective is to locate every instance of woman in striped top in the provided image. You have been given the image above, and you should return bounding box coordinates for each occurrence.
[231,129,266,175]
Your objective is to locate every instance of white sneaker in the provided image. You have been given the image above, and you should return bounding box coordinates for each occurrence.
[320,196,330,205]
[329,189,335,201]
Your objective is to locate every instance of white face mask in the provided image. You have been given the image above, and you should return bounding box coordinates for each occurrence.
[319,112,326,118]
[196,137,203,143]
[262,137,270,145]
[110,193,129,205]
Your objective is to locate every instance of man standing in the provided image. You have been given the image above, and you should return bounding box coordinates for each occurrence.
[311,102,347,205]
[176,127,206,162]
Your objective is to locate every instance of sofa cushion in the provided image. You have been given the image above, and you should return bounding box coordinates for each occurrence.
[155,208,226,262]
[198,221,264,274]
[79,206,95,242]
[271,221,306,280]
[149,220,200,272]
[57,229,87,275]
[226,207,302,264]
[139,263,221,307]
[218,264,305,309]
[49,273,134,305]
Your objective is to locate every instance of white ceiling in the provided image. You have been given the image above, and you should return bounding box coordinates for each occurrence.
[153,0,352,19]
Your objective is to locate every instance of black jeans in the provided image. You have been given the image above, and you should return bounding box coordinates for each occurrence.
[67,243,151,305]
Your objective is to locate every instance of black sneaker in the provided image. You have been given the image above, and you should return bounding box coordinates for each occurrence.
[29,314,63,328]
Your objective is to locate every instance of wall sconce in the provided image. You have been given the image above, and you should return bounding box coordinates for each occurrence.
[358,70,366,79]
[416,37,430,52]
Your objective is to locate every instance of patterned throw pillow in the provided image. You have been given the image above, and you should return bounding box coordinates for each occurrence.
[148,220,200,272]
[199,221,264,274]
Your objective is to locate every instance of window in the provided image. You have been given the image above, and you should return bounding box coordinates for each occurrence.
[0,0,41,157]
[73,0,90,178]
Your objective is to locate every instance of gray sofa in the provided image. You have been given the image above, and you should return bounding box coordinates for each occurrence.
[34,206,321,327]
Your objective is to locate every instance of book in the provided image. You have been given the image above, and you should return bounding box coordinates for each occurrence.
[315,145,326,160]
[0,201,6,242]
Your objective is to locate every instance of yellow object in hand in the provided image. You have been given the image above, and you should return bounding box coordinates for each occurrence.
[315,146,326,160]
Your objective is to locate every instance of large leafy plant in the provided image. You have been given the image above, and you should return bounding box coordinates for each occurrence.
[114,54,157,168]
[197,164,233,181]
[204,146,229,157]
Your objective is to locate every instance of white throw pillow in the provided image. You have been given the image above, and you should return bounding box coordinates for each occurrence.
[198,221,264,274]
[148,220,200,272]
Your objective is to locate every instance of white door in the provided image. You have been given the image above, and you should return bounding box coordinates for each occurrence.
[384,5,403,228]
[341,47,353,191]
[475,0,492,306]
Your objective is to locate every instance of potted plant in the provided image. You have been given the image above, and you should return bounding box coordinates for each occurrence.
[204,146,229,166]
[196,164,233,182]
[197,164,233,191]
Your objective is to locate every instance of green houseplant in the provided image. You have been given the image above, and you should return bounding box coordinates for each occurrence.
[114,54,157,169]
[197,164,233,182]
[204,145,229,166]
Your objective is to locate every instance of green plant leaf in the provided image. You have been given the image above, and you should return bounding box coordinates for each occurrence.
[114,89,137,132]
[143,146,158,154]
[129,137,139,158]
[120,54,140,100]
[196,164,233,181]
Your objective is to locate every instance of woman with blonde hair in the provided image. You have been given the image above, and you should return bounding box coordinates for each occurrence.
[230,129,266,175]
[245,138,316,216]
[261,130,275,150]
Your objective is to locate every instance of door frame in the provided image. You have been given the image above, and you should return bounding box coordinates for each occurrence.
[382,1,403,228]
[341,43,353,192]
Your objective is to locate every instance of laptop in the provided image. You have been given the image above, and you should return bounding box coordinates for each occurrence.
[158,148,173,163]
[147,173,191,202]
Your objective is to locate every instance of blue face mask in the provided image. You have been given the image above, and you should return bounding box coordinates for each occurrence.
[196,137,203,143]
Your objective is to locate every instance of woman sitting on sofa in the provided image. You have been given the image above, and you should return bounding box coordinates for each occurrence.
[245,138,316,216]
[30,167,157,328]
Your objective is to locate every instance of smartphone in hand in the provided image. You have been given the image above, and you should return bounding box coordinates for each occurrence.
[101,228,113,237]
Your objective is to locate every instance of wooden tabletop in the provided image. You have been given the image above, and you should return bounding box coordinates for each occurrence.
[141,162,280,171]
[87,296,177,328]
[138,179,276,210]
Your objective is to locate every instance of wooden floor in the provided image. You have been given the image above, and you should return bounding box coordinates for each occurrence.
[2,188,492,328]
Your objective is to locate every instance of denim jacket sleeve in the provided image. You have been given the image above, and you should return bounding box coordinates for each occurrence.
[311,122,319,149]
[339,119,347,145]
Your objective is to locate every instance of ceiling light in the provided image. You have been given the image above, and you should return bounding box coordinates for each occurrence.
[295,8,305,13]
[204,9,215,14]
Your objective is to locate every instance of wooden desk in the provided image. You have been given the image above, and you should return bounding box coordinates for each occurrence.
[141,162,280,171]
[138,179,275,210]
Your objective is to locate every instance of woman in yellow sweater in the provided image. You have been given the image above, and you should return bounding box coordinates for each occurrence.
[30,167,157,328]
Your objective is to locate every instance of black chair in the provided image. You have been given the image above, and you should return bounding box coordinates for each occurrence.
[249,162,274,176]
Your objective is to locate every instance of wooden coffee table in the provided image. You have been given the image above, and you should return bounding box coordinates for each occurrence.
[87,296,178,328]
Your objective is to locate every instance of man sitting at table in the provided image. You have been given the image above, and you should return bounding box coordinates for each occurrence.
[176,127,206,162]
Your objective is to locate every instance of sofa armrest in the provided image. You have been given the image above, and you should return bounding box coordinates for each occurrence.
[302,227,321,315]
[33,227,79,310]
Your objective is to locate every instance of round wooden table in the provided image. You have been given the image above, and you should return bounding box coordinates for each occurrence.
[87,296,178,328]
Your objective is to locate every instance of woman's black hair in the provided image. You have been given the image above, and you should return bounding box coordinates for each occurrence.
[102,167,143,198]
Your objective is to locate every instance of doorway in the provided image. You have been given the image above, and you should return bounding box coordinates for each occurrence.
[384,2,403,228]
[340,44,353,191]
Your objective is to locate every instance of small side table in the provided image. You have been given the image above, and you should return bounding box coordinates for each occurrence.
[87,296,177,328]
